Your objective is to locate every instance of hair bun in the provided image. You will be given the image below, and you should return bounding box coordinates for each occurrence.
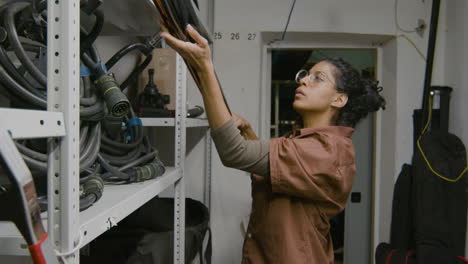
[361,79,386,112]
[324,57,386,127]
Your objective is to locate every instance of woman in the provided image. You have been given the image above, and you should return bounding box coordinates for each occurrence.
[161,25,385,264]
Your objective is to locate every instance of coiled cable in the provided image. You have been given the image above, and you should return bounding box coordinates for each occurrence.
[4,2,47,86]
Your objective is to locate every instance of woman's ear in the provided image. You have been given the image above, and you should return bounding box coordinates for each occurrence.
[331,93,348,109]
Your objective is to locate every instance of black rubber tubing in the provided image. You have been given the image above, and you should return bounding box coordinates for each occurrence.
[4,2,47,87]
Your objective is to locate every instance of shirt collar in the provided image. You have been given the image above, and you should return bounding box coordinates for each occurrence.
[293,126,355,138]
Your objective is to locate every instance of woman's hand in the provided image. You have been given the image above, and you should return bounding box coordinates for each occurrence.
[160,25,213,73]
[161,24,231,130]
[233,113,258,140]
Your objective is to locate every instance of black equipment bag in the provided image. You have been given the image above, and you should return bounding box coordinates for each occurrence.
[375,243,416,264]
[389,164,414,250]
[376,106,468,264]
[412,131,467,264]
[81,197,211,264]
[376,243,468,264]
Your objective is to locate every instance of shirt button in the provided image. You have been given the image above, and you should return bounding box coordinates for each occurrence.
[247,233,252,238]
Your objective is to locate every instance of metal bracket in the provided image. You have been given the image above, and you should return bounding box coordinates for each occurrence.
[0,108,65,139]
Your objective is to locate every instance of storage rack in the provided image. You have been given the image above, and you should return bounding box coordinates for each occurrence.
[270,80,297,138]
[0,0,211,263]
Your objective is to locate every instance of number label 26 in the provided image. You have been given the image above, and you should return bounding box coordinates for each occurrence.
[213,32,257,41]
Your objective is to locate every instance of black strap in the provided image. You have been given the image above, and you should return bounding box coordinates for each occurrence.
[197,227,212,264]
[194,225,211,264]
[204,228,212,264]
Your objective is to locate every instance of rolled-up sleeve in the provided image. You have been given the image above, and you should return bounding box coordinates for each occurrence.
[211,119,270,176]
[269,133,356,205]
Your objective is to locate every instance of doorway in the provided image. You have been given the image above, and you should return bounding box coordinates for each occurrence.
[269,48,377,264]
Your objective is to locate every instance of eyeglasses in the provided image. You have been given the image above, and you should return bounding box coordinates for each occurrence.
[295,69,335,86]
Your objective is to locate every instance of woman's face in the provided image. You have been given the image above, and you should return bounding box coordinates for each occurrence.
[292,61,342,115]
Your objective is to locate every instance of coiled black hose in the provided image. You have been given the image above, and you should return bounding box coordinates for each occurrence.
[16,142,48,162]
[4,2,47,87]
[105,34,161,90]
[79,123,101,171]
[97,154,128,179]
[121,53,153,90]
[0,46,44,98]
[81,9,104,51]
[32,0,47,14]
[100,145,143,166]
[80,125,90,148]
[101,131,144,150]
[79,75,106,120]
[119,151,159,172]
[1,6,106,115]
[16,123,100,174]
[0,64,46,108]
[106,42,151,70]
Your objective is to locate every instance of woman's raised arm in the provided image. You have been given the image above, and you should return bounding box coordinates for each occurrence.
[161,25,231,130]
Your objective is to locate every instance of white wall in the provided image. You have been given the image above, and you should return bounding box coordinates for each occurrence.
[445,0,468,257]
[446,0,468,151]
[208,0,452,263]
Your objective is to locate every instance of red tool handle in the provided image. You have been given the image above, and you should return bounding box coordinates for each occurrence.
[28,233,49,264]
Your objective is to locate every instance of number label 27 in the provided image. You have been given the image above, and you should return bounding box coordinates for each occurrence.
[213,32,257,41]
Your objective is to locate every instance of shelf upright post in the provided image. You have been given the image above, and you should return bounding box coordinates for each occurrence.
[174,54,187,263]
[204,129,212,213]
[47,0,81,262]
[206,0,215,216]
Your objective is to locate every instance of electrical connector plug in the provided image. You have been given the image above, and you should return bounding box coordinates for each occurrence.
[95,74,130,117]
[187,105,204,118]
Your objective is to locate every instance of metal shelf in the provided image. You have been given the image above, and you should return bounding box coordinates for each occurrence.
[0,167,180,256]
[79,167,180,247]
[186,118,209,127]
[141,118,175,127]
[141,118,209,128]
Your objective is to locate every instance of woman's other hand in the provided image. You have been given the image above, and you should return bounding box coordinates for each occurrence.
[160,25,213,73]
[233,113,250,130]
[233,113,258,140]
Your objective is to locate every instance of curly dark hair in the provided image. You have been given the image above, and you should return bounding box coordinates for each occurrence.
[324,57,386,128]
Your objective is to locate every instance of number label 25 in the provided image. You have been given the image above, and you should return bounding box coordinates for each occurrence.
[213,32,257,41]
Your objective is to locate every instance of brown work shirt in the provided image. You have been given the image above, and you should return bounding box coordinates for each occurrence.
[211,119,356,264]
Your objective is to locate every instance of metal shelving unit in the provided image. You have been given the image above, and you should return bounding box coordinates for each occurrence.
[0,1,211,263]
